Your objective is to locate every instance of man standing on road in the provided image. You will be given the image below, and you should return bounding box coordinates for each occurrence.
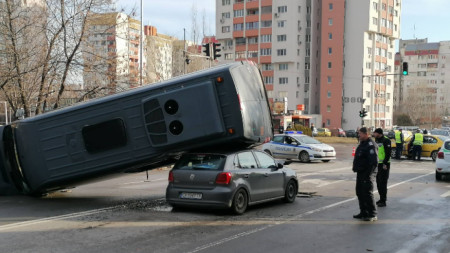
[352,127,378,221]
[410,129,423,161]
[373,128,391,207]
[395,128,404,159]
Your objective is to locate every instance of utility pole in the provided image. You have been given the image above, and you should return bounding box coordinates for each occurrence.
[183,28,186,74]
[139,0,143,86]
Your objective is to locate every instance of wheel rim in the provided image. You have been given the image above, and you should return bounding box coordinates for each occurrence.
[288,183,295,199]
[300,152,309,162]
[235,192,245,209]
[432,151,437,160]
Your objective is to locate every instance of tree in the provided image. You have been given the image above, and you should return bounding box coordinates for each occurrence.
[394,114,413,126]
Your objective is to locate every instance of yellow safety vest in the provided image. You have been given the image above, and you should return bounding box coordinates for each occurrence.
[395,131,402,144]
[413,133,423,146]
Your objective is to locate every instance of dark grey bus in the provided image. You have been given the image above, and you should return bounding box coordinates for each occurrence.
[0,61,273,195]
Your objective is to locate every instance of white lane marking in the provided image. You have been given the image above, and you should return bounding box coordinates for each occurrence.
[187,171,434,253]
[440,191,450,198]
[317,179,345,188]
[297,167,350,178]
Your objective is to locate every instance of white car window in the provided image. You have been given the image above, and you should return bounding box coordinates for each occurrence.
[254,151,277,169]
[237,152,258,169]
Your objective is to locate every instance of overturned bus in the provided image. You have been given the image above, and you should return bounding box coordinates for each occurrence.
[0,61,273,195]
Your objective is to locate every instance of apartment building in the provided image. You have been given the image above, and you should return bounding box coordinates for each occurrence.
[394,39,450,126]
[144,26,176,84]
[215,0,317,114]
[83,12,143,94]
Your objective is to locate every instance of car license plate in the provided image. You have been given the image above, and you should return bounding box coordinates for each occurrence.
[179,192,202,200]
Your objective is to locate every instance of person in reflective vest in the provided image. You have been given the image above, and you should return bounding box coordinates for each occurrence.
[395,129,404,159]
[373,128,391,207]
[410,129,423,161]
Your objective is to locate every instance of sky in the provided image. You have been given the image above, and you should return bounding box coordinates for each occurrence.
[116,0,450,44]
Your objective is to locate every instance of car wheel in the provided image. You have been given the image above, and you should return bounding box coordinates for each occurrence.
[431,151,438,162]
[283,180,298,203]
[299,151,310,163]
[435,171,442,181]
[322,160,330,163]
[231,188,248,215]
[264,149,272,156]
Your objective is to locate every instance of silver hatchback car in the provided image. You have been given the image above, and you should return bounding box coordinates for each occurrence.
[166,150,298,214]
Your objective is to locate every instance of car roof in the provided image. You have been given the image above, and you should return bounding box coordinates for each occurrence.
[184,148,263,156]
[274,133,307,137]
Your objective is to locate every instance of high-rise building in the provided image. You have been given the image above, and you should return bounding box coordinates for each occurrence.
[216,0,401,130]
[144,26,176,83]
[83,12,143,94]
[215,0,317,114]
[394,39,450,127]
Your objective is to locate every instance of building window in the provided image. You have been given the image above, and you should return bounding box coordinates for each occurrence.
[328,33,332,39]
[247,8,259,16]
[224,53,233,60]
[247,51,258,58]
[277,49,287,56]
[260,48,272,56]
[248,37,258,44]
[246,22,259,30]
[386,106,390,113]
[366,91,370,98]
[233,23,244,31]
[305,63,310,70]
[327,105,331,112]
[277,20,286,27]
[296,91,299,98]
[262,64,273,71]
[329,3,333,10]
[222,12,230,19]
[235,37,246,45]
[278,6,287,13]
[327,76,332,83]
[277,35,287,41]
[234,9,244,17]
[260,34,272,43]
[328,18,333,25]
[222,26,230,33]
[264,76,273,84]
[279,77,288,84]
[328,47,332,54]
[372,17,378,25]
[279,63,288,70]
[222,0,230,5]
[328,62,332,69]
[326,119,330,126]
[327,91,331,98]
[261,20,272,28]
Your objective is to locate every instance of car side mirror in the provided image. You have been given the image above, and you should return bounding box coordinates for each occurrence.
[277,163,284,169]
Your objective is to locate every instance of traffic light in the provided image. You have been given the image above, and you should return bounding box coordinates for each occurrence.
[359,108,368,118]
[213,42,221,60]
[402,62,408,75]
[202,43,210,57]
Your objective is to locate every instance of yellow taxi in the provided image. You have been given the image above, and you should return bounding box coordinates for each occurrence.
[317,128,331,137]
[391,133,448,161]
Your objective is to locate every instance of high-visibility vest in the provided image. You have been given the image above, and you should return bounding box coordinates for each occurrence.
[413,133,423,146]
[395,131,402,144]
[378,136,391,163]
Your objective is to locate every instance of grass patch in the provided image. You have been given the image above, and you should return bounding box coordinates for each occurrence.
[315,136,359,144]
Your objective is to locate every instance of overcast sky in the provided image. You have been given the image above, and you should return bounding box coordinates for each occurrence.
[116,0,449,44]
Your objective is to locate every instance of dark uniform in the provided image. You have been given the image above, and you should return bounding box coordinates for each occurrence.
[352,137,378,218]
[375,135,391,206]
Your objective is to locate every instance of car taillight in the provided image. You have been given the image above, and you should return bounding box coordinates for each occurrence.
[168,171,174,182]
[437,152,444,159]
[215,172,232,185]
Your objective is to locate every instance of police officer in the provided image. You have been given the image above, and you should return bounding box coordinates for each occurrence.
[410,129,423,161]
[352,127,378,221]
[373,128,391,207]
[395,128,404,159]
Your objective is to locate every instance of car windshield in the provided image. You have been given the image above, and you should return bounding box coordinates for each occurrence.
[173,154,226,170]
[295,135,322,144]
[445,141,450,150]
[437,136,450,142]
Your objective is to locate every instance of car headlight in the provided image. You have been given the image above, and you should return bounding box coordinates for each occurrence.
[312,147,322,152]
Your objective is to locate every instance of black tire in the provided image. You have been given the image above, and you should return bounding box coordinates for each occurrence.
[264,149,272,156]
[431,151,438,162]
[231,189,248,215]
[322,160,330,163]
[283,180,298,203]
[299,151,310,163]
[436,171,443,181]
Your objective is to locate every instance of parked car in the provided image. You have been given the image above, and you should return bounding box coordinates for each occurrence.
[331,128,346,137]
[436,139,450,180]
[262,132,336,163]
[166,150,298,214]
[430,129,450,137]
[345,130,357,138]
[391,134,448,161]
[317,128,332,137]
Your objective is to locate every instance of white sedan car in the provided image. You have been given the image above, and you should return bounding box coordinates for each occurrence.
[436,139,450,181]
[262,132,336,162]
